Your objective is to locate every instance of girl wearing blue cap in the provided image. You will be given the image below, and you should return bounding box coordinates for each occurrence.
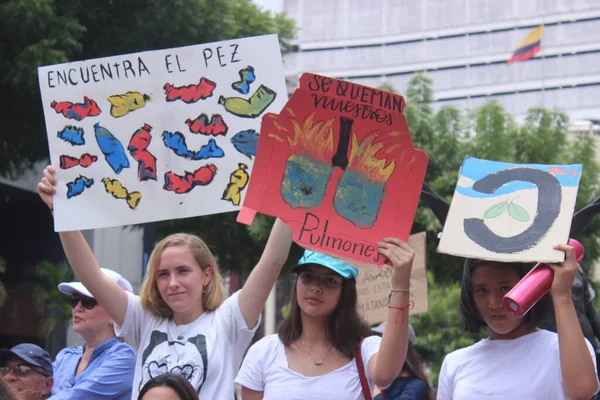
[236,239,415,399]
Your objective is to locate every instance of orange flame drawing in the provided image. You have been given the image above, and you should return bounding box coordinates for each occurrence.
[269,111,335,163]
[347,131,397,183]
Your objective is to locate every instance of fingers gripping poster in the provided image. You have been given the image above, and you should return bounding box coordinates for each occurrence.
[357,232,428,325]
[38,34,287,231]
[438,157,582,262]
[238,73,429,270]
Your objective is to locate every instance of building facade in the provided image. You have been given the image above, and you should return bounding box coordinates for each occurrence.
[282,0,600,120]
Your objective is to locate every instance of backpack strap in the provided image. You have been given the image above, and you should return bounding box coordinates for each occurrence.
[356,338,373,400]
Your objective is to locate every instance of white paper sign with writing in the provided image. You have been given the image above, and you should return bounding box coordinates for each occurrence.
[357,232,428,325]
[38,34,287,231]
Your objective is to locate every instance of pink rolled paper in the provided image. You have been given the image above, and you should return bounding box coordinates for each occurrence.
[502,238,584,317]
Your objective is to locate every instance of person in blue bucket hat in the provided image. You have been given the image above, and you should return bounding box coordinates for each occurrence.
[237,239,415,399]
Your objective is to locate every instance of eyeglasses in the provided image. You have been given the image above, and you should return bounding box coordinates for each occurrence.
[0,364,49,377]
[299,272,342,289]
[70,294,98,310]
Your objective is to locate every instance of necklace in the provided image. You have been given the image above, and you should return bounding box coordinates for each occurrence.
[300,338,333,366]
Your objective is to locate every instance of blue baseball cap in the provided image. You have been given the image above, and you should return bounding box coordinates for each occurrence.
[291,250,359,280]
[0,343,53,376]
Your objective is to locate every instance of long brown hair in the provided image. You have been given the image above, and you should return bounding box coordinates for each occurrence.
[278,273,371,359]
[403,342,434,400]
[139,233,227,318]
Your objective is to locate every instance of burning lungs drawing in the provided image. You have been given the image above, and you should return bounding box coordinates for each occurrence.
[238,73,428,269]
[139,331,208,394]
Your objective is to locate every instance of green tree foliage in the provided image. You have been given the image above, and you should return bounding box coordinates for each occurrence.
[376,76,600,386]
[0,0,295,177]
[16,261,74,343]
[411,274,484,385]
[385,75,600,282]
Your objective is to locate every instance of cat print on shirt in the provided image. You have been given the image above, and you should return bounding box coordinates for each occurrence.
[139,330,208,394]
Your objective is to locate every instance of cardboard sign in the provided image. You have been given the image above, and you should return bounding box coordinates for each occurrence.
[37,34,287,231]
[357,232,428,325]
[438,157,582,262]
[238,73,428,270]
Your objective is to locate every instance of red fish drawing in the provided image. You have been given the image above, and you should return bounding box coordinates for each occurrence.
[163,78,216,104]
[51,96,101,121]
[548,167,579,176]
[59,154,98,169]
[185,114,228,136]
[163,165,217,194]
[128,123,157,181]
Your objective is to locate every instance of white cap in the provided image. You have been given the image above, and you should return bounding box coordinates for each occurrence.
[372,322,416,343]
[58,268,133,298]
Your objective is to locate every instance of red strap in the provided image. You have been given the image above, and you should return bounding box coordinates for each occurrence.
[355,338,373,400]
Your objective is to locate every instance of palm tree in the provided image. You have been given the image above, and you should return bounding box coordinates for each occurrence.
[14,261,74,355]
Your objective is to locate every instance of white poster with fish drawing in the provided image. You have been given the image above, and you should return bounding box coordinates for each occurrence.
[38,34,287,231]
[438,157,582,263]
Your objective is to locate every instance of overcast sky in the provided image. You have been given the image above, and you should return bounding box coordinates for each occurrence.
[253,0,282,13]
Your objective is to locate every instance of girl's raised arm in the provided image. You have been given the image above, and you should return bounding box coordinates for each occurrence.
[238,218,293,328]
[368,237,414,388]
[550,243,599,400]
[38,166,129,326]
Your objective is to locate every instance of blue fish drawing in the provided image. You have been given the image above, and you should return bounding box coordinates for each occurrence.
[94,122,130,174]
[162,131,224,161]
[232,66,256,95]
[57,126,85,146]
[66,175,94,199]
[230,129,258,159]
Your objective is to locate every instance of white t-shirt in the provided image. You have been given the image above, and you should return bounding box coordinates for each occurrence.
[437,329,599,400]
[235,334,382,399]
[117,290,258,400]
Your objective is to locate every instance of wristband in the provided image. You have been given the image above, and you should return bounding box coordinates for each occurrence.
[388,304,410,323]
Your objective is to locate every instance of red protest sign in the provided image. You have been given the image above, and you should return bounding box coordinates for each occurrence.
[238,73,428,269]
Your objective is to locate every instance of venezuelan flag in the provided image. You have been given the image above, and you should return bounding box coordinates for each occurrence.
[507,25,543,64]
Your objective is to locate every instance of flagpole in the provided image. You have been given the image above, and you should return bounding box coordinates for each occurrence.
[541,6,546,107]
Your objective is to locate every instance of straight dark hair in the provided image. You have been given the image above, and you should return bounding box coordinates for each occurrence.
[278,269,372,359]
[137,373,198,400]
[404,342,434,400]
[460,259,553,333]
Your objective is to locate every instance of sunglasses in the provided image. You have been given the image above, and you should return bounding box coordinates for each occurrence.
[0,364,49,377]
[70,294,98,310]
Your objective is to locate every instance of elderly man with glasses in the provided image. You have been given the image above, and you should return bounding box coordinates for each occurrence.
[0,343,54,400]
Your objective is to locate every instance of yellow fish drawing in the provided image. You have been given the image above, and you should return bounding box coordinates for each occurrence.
[222,163,249,206]
[218,85,276,118]
[107,91,151,118]
[102,177,142,209]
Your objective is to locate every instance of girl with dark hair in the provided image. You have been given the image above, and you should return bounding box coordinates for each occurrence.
[138,373,197,400]
[437,244,599,400]
[372,324,433,400]
[236,240,415,399]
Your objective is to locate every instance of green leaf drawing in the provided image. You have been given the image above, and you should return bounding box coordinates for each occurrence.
[508,202,530,222]
[484,202,507,219]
